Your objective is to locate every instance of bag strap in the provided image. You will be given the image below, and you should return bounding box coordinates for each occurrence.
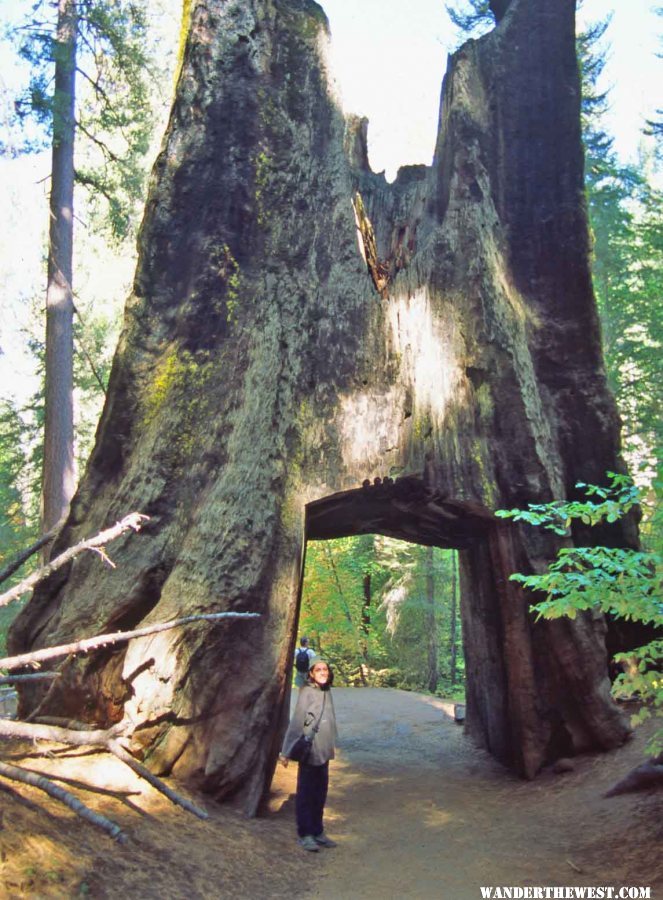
[306,691,327,736]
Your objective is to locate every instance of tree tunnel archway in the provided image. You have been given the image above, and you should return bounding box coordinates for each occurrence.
[300,477,529,775]
[10,0,635,816]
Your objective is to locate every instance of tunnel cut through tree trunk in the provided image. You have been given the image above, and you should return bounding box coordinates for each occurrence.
[10,0,635,815]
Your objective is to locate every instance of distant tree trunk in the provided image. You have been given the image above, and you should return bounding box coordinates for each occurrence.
[360,571,371,683]
[42,0,77,534]
[449,551,458,687]
[426,546,438,693]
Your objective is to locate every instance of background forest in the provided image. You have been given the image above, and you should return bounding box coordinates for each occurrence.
[0,1,661,700]
[300,538,462,694]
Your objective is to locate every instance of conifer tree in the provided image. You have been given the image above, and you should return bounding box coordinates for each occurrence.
[9,0,155,532]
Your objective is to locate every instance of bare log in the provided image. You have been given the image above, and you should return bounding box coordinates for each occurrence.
[107,739,209,819]
[0,526,59,588]
[29,716,96,730]
[0,760,127,842]
[0,672,60,685]
[0,611,260,670]
[0,718,125,746]
[0,512,149,608]
[0,717,208,820]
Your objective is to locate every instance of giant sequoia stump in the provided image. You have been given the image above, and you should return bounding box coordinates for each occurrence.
[11,0,635,813]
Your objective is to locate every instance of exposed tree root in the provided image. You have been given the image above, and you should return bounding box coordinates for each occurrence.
[605,753,663,797]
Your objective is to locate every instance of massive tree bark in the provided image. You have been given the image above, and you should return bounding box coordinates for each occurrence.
[11,0,635,814]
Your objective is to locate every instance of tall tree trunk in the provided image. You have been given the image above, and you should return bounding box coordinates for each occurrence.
[12,0,635,813]
[361,570,371,681]
[449,551,458,687]
[426,546,438,693]
[42,0,77,534]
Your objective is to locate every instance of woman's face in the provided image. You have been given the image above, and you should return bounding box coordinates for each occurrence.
[310,663,330,686]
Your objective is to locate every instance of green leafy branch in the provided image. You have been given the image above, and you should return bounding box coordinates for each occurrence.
[495,471,640,535]
[497,472,662,754]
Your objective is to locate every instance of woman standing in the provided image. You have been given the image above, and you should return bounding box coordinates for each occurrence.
[281,658,338,852]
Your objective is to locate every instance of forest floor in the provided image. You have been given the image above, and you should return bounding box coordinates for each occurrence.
[0,687,661,899]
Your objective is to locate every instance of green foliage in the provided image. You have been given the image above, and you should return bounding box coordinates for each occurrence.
[0,399,41,656]
[0,400,39,565]
[580,17,663,471]
[7,0,157,240]
[644,7,663,160]
[445,1,494,39]
[498,472,662,754]
[495,471,640,535]
[72,304,118,468]
[300,536,463,697]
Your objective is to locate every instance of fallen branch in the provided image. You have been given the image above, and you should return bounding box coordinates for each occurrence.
[0,611,260,670]
[107,739,208,820]
[29,717,96,731]
[0,719,126,746]
[0,525,59,588]
[0,759,127,842]
[0,718,207,821]
[0,672,60,685]
[0,512,150,609]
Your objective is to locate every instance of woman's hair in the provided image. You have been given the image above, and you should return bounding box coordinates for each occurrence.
[307,660,334,690]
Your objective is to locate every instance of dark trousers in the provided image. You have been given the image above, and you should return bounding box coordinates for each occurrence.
[295,761,329,838]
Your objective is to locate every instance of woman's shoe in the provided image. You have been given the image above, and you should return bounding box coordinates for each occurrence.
[299,835,319,852]
[314,833,337,848]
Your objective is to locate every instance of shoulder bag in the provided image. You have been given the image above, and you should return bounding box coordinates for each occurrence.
[287,692,327,764]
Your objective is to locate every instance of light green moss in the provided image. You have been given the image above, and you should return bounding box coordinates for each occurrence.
[254,148,274,227]
[219,243,241,323]
[175,0,193,86]
[470,440,497,508]
[143,347,217,467]
[412,413,433,442]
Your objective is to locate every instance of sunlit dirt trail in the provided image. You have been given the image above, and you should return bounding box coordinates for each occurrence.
[271,688,662,900]
[1,687,660,898]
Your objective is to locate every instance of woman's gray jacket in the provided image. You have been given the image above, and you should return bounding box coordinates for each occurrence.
[282,684,338,766]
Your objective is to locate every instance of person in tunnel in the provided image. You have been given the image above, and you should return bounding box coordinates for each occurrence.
[293,635,317,687]
[280,658,339,852]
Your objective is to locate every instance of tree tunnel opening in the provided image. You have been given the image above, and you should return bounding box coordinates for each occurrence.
[299,535,464,699]
[294,476,516,770]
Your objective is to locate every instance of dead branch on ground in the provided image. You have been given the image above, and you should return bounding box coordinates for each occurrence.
[0,513,258,841]
[0,717,207,829]
[107,740,208,819]
[0,608,259,841]
[0,760,127,842]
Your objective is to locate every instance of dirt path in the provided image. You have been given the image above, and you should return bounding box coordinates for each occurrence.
[272,688,662,900]
[1,687,661,898]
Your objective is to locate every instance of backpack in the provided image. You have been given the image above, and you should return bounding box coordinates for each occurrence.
[295,648,310,673]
